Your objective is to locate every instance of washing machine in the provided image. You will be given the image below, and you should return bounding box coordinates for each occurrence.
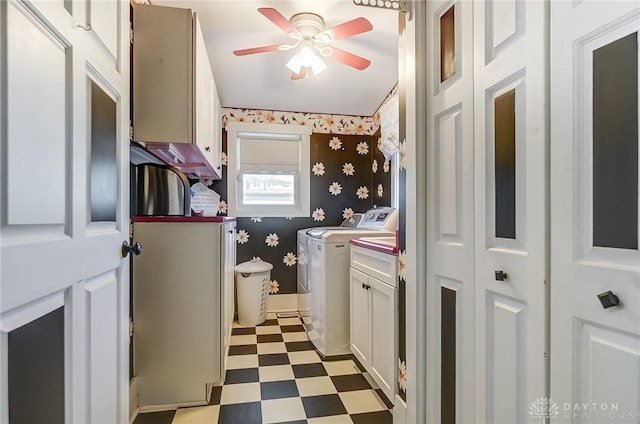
[304,207,398,357]
[296,213,363,324]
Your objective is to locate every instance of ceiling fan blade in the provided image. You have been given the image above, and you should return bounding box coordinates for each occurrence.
[291,68,307,80]
[320,17,373,41]
[258,7,298,34]
[330,47,371,70]
[233,45,281,56]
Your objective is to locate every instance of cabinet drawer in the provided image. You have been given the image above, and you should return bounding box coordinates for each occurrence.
[350,245,397,287]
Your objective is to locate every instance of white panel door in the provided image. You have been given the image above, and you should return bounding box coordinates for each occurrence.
[0,0,130,422]
[85,272,120,424]
[473,0,548,422]
[550,2,640,422]
[87,0,120,64]
[425,1,476,422]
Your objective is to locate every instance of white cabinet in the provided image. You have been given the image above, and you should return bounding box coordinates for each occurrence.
[133,4,222,179]
[194,15,221,174]
[132,219,236,408]
[349,245,398,403]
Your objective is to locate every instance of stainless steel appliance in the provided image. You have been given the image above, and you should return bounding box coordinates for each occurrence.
[132,163,191,216]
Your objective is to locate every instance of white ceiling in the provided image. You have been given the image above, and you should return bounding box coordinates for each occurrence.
[150,0,399,117]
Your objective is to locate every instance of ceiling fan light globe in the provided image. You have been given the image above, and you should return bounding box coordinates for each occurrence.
[298,46,316,67]
[310,56,327,75]
[285,54,303,74]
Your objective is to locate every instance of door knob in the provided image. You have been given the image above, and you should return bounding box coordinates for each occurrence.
[597,291,620,309]
[495,270,508,281]
[122,241,143,258]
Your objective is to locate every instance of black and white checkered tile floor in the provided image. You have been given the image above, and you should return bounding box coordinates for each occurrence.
[134,313,393,424]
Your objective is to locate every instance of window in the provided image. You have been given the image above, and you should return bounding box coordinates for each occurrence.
[226,122,311,217]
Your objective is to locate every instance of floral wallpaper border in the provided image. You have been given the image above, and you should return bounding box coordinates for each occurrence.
[221,84,398,136]
[222,108,380,135]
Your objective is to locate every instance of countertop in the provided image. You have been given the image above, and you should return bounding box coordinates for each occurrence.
[132,215,236,223]
[349,235,399,255]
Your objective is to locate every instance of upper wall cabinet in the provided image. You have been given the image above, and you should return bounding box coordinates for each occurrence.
[133,4,222,179]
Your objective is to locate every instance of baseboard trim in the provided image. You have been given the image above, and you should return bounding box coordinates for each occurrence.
[129,378,138,424]
[267,293,298,313]
[138,400,207,414]
[393,395,407,423]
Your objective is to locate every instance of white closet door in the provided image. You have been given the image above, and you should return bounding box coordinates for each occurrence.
[0,0,130,422]
[550,1,640,421]
[425,1,476,422]
[473,1,548,422]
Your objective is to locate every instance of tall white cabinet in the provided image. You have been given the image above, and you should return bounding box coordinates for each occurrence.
[132,4,222,179]
[132,218,236,409]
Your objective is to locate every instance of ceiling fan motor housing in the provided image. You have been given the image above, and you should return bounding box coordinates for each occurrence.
[290,12,330,42]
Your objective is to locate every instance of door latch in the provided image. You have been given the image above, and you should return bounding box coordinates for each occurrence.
[597,291,620,309]
[494,270,508,281]
[122,241,143,258]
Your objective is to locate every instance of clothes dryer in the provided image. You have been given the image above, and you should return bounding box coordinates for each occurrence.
[304,207,398,357]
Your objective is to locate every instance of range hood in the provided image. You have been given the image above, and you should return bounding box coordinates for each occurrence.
[130,142,165,166]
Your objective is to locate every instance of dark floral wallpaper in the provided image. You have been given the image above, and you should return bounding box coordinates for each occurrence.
[206,128,393,295]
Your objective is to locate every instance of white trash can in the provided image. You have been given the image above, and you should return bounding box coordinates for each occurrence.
[235,260,273,326]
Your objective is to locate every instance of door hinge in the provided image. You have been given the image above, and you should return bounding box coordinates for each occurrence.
[129,124,134,140]
[129,26,134,44]
[129,318,134,338]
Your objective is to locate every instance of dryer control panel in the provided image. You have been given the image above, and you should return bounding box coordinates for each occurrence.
[358,207,398,231]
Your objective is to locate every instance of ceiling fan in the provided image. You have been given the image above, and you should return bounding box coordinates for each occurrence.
[233,8,373,80]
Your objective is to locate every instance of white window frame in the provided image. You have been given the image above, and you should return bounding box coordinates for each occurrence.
[226,122,311,217]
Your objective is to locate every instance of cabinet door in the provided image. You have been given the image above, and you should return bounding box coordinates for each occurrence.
[133,222,218,406]
[349,268,371,367]
[370,277,396,402]
[133,4,193,144]
[194,15,215,166]
[211,85,223,175]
